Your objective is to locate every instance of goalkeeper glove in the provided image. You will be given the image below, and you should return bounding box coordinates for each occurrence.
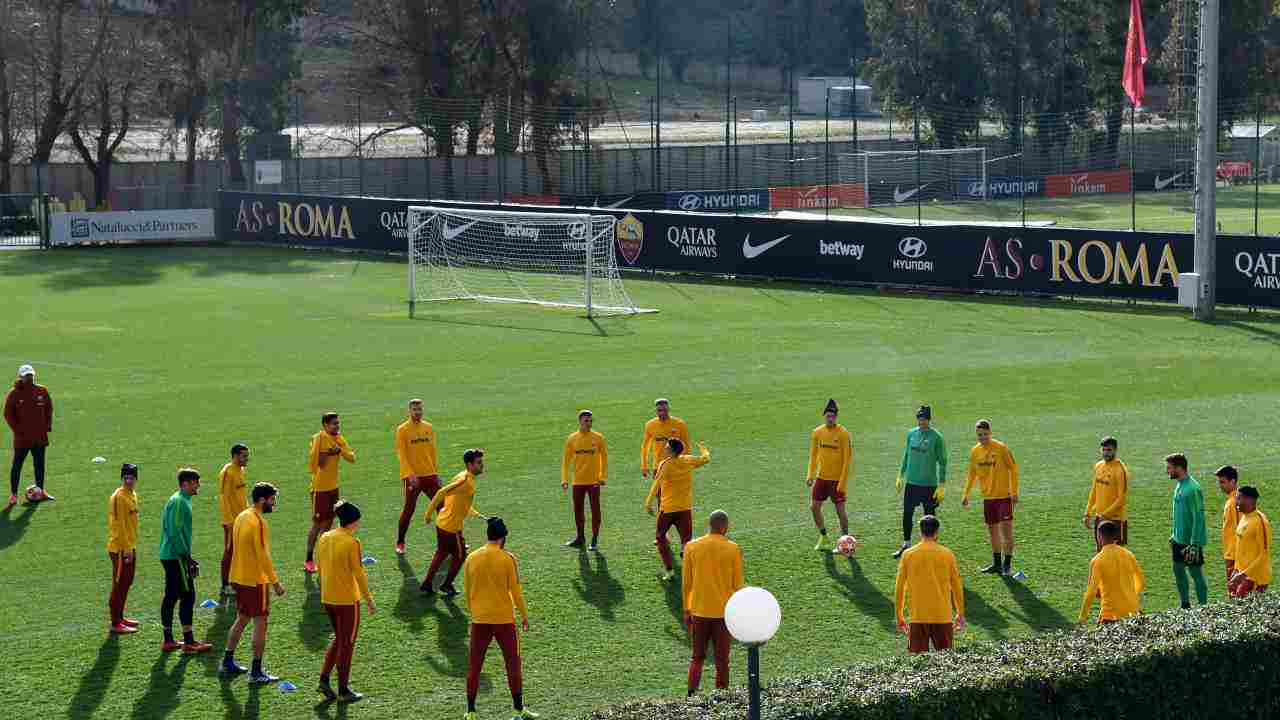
[933,485,946,503]
[895,475,904,494]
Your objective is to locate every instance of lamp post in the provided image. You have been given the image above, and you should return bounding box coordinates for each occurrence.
[725,587,781,720]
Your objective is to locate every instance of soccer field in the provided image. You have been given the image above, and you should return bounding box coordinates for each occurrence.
[827,184,1280,234]
[3,245,1279,720]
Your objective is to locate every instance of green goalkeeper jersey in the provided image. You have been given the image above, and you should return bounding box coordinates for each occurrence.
[900,427,947,487]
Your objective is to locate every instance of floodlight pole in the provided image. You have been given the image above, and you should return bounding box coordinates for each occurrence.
[1193,0,1219,321]
[747,644,762,720]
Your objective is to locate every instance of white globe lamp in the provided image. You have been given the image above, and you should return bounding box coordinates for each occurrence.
[725,587,781,720]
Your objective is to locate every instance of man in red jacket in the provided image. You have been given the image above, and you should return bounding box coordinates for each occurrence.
[5,364,54,506]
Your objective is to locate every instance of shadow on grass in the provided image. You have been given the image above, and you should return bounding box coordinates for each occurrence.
[962,585,1011,641]
[65,635,121,719]
[662,571,688,643]
[1219,320,1280,346]
[573,550,625,622]
[426,596,487,692]
[823,553,896,633]
[413,312,630,338]
[219,679,262,720]
[299,574,330,652]
[0,502,36,550]
[394,554,425,635]
[129,651,194,720]
[313,697,350,720]
[0,245,335,292]
[1002,576,1073,631]
[200,601,236,676]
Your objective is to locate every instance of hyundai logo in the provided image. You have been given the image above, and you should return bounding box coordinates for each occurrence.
[678,194,703,211]
[898,237,928,258]
[568,221,588,240]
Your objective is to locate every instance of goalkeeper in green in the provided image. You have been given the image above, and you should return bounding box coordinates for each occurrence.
[1166,453,1208,608]
[894,406,947,559]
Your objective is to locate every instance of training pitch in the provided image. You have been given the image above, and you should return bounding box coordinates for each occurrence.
[2,245,1278,719]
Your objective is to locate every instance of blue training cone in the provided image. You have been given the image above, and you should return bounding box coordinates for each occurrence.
[1012,570,1028,581]
[279,681,297,692]
[199,599,219,609]
[362,555,377,566]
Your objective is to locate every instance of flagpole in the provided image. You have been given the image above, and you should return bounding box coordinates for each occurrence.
[1130,104,1136,232]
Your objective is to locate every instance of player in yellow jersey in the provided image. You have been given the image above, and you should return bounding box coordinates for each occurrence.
[640,398,689,481]
[894,515,964,653]
[316,501,376,702]
[422,449,488,597]
[395,399,439,555]
[1078,520,1145,624]
[682,510,744,695]
[462,517,538,720]
[222,483,286,683]
[562,410,608,550]
[307,412,355,573]
[1084,436,1130,552]
[1217,465,1241,589]
[1230,486,1272,597]
[961,420,1020,576]
[107,463,140,634]
[807,399,852,552]
[645,438,711,581]
[219,443,250,596]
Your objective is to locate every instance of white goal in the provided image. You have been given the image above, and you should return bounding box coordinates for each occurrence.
[407,206,653,317]
[838,147,987,205]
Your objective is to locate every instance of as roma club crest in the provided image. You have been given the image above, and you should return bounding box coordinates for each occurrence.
[616,213,644,265]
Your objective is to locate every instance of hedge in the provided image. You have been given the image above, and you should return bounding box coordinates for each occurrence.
[586,594,1280,720]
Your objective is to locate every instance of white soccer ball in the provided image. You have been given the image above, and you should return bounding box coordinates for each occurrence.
[836,535,859,557]
[92,456,107,464]
[24,485,43,502]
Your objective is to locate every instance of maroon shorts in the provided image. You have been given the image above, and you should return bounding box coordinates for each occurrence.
[313,489,340,522]
[405,474,441,498]
[437,526,467,560]
[908,622,953,653]
[657,510,694,545]
[983,498,1014,525]
[234,583,270,617]
[1231,577,1268,598]
[811,479,846,504]
[1094,517,1128,546]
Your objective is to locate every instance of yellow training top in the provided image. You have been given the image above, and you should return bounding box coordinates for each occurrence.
[682,533,744,619]
[641,416,689,472]
[219,462,248,527]
[1078,543,1145,623]
[894,539,964,625]
[395,418,437,479]
[963,439,1019,501]
[464,543,528,625]
[1085,459,1130,521]
[316,527,372,605]
[1235,510,1273,586]
[644,446,711,514]
[1223,491,1241,561]
[229,507,279,586]
[309,432,355,492]
[562,430,609,486]
[427,470,484,533]
[807,423,852,490]
[106,487,139,553]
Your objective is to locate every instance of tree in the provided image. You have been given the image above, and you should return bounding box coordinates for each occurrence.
[28,0,111,164]
[0,0,21,193]
[66,20,150,209]
[154,0,215,189]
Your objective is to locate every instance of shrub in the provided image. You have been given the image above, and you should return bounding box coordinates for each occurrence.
[586,594,1280,719]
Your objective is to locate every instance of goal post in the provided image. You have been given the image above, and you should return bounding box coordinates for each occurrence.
[838,147,988,205]
[407,206,654,318]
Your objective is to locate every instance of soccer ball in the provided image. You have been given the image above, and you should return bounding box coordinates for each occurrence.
[836,535,859,557]
[24,485,43,502]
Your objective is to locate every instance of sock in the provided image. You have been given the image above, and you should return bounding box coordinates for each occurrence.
[512,691,523,711]
[251,658,263,675]
[224,651,234,665]
[163,627,175,643]
[820,527,828,536]
[1003,553,1012,569]
[1173,561,1191,606]
[183,630,195,645]
[306,551,314,563]
[992,552,1002,568]
[320,673,330,684]
[468,697,477,712]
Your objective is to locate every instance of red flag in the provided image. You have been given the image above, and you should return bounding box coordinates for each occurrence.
[1122,0,1148,107]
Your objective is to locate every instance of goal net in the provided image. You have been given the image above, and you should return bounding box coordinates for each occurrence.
[407,206,652,317]
[838,148,987,206]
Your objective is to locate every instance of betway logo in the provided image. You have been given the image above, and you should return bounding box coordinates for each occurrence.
[503,224,540,240]
[1069,175,1107,194]
[818,239,864,259]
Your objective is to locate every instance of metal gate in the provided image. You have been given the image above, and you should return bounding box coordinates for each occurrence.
[0,194,45,248]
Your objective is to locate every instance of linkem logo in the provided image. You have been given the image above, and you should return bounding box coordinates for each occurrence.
[892,236,934,272]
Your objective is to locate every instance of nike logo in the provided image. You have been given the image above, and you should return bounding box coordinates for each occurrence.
[604,196,634,208]
[742,233,791,259]
[1154,173,1183,191]
[441,220,478,241]
[894,185,924,203]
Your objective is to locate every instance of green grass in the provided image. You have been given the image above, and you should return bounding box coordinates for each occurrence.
[3,245,1280,720]
[825,184,1280,234]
